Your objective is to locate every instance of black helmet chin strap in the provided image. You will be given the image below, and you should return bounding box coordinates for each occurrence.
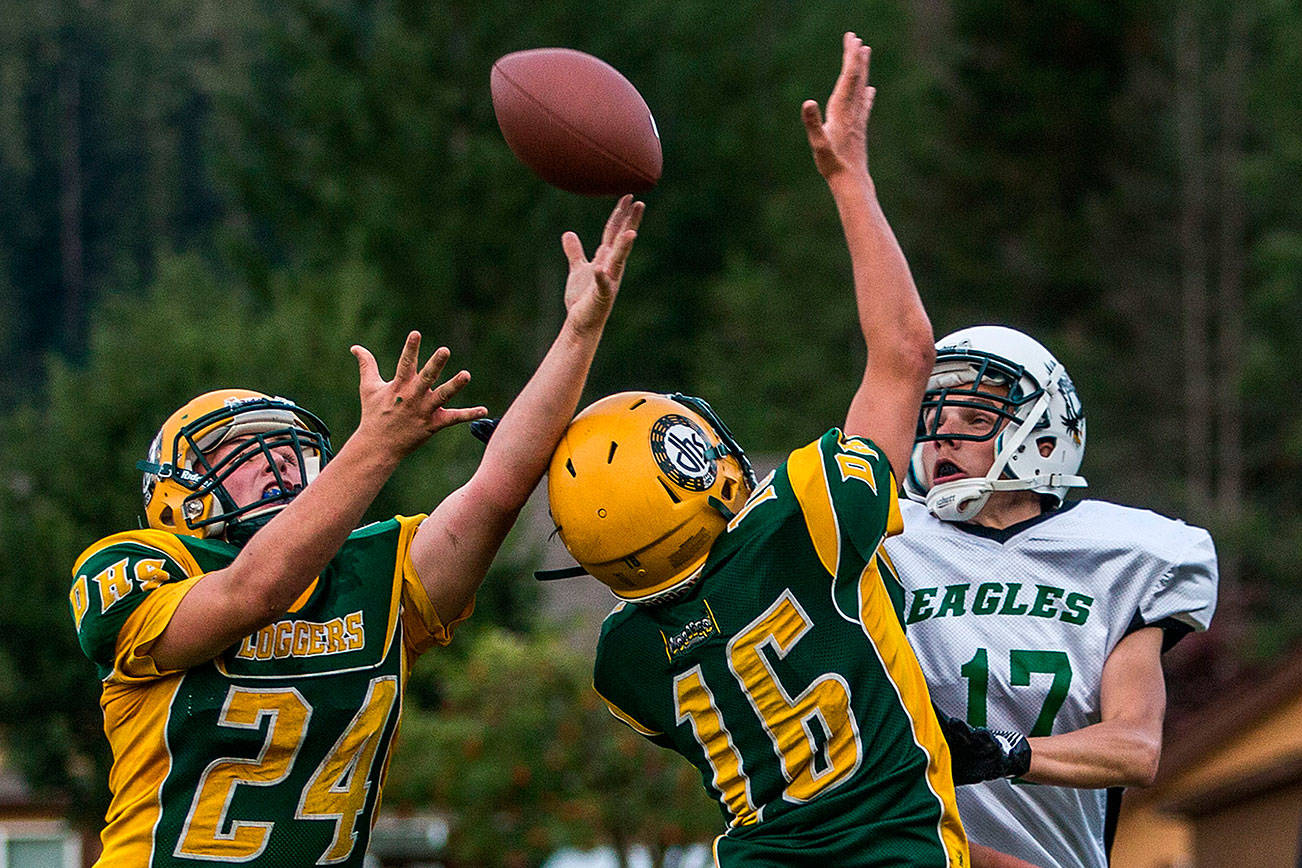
[223,512,277,546]
[707,496,737,520]
[136,460,204,487]
[534,565,589,582]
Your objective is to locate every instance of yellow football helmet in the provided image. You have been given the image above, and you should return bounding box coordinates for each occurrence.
[137,389,332,539]
[547,392,755,604]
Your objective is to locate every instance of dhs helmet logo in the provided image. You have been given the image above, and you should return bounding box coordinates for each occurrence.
[649,414,716,492]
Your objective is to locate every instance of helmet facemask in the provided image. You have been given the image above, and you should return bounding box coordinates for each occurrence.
[185,425,325,529]
[916,354,1042,446]
[139,392,332,540]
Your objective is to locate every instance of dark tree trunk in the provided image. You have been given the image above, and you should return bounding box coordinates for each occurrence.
[58,49,85,350]
[1175,1,1213,514]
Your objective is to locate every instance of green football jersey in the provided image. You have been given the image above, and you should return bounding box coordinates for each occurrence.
[70,516,465,867]
[594,430,968,867]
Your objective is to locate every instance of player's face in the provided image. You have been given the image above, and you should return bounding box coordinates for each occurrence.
[919,400,1003,488]
[206,438,305,510]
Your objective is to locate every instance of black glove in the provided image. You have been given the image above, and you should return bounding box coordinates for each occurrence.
[470,417,500,445]
[933,703,1032,785]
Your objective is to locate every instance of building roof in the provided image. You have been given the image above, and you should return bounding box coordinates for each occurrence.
[1136,643,1302,815]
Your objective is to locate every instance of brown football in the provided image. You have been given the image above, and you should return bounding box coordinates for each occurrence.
[491,48,662,196]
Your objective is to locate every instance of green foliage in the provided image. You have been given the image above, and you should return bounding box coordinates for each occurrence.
[386,628,718,868]
[211,0,916,416]
[0,0,243,394]
[212,0,598,413]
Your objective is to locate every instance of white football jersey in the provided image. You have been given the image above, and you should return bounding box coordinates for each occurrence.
[885,499,1218,868]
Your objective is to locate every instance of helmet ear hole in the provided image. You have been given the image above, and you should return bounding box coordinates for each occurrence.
[1036,436,1056,458]
[160,505,173,525]
[720,479,735,501]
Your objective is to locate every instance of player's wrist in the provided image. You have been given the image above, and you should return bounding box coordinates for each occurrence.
[825,167,874,196]
[333,426,410,475]
[559,309,609,343]
[990,729,1033,779]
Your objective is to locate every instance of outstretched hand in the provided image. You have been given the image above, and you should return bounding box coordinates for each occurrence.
[561,194,644,335]
[350,332,488,458]
[802,32,874,180]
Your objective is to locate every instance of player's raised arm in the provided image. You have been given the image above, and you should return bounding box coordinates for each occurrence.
[410,196,643,621]
[802,32,934,479]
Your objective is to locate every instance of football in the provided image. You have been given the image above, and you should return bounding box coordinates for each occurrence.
[491,48,662,196]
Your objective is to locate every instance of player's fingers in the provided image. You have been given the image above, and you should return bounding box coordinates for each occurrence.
[428,369,473,406]
[844,31,865,68]
[831,33,865,104]
[801,100,827,145]
[561,231,586,268]
[393,331,422,382]
[602,194,634,246]
[352,345,380,387]
[593,222,637,277]
[624,200,645,235]
[604,228,638,279]
[417,346,451,390]
[850,49,871,114]
[432,405,491,430]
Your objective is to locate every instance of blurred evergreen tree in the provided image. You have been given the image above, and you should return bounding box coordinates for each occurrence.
[0,0,239,399]
[209,0,903,423]
[1233,0,1302,656]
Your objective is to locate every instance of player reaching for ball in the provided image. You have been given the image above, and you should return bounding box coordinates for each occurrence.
[67,197,641,867]
[539,34,1034,868]
[882,325,1218,868]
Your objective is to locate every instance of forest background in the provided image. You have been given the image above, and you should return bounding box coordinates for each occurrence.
[0,0,1298,865]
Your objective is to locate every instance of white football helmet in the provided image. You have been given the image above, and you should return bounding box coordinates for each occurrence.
[904,326,1087,521]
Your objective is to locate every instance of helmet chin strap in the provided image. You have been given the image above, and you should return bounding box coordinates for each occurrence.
[925,361,1086,522]
[925,472,1088,522]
